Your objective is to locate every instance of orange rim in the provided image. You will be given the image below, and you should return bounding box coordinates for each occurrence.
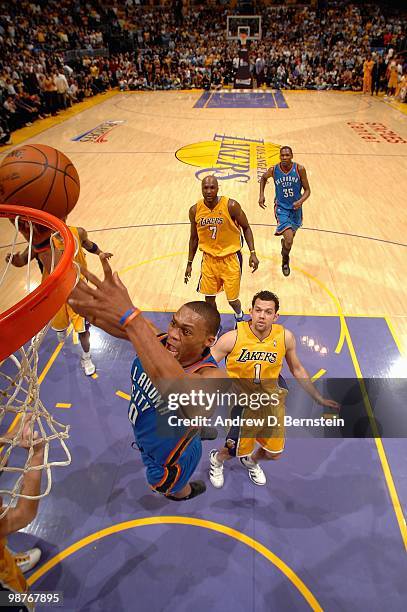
[0,205,77,360]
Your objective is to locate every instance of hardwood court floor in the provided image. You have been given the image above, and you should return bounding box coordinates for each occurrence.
[1,89,406,355]
[0,90,406,611]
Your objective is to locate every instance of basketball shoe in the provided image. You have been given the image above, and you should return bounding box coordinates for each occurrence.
[9,547,41,573]
[240,455,267,485]
[81,355,96,376]
[234,311,245,329]
[209,449,224,488]
[166,481,206,501]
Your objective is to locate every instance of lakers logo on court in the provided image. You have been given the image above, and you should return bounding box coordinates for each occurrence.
[175,134,281,182]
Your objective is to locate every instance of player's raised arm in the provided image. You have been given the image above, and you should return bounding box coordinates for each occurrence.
[284,329,340,409]
[258,166,274,209]
[229,200,259,272]
[185,204,198,284]
[293,165,311,210]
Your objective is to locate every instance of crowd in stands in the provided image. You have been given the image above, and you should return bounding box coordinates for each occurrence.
[0,0,406,141]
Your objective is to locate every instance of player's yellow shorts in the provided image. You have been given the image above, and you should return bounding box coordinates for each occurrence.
[51,303,88,334]
[197,251,242,302]
[224,390,287,457]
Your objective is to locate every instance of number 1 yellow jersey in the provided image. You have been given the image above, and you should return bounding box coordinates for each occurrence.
[195,196,242,257]
[226,321,286,384]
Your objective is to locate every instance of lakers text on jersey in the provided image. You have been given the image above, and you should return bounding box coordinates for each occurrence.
[195,196,242,257]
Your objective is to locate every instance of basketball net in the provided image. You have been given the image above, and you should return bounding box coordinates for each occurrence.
[0,214,77,518]
[239,32,248,47]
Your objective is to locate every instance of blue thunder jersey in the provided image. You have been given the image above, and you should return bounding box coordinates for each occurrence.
[128,335,218,462]
[273,162,303,210]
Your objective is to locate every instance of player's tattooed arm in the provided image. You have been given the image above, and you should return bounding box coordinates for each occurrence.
[293,166,311,210]
[258,166,274,209]
[185,205,198,284]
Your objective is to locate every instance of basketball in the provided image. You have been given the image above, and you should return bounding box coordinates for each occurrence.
[0,144,80,219]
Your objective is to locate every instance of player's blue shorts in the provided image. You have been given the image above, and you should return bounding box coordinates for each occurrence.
[141,433,202,495]
[274,202,303,235]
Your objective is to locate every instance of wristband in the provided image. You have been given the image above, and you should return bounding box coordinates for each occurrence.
[34,236,52,253]
[188,260,193,263]
[88,242,99,253]
[119,307,137,326]
[250,250,256,254]
[123,308,141,327]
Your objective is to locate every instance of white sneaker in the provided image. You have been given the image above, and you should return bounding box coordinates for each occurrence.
[81,356,96,376]
[209,450,224,488]
[56,330,66,343]
[11,547,41,573]
[240,456,267,486]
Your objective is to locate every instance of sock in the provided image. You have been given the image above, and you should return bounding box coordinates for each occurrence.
[82,351,90,359]
[243,454,257,466]
[234,310,243,319]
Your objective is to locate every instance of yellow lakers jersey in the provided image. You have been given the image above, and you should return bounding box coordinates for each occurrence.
[195,196,242,257]
[0,538,28,596]
[226,322,286,388]
[52,226,87,272]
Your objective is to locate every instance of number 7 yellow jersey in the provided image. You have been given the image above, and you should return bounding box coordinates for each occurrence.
[195,196,242,257]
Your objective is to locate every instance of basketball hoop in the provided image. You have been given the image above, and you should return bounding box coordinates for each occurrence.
[0,205,77,517]
[0,205,77,361]
[239,32,248,47]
